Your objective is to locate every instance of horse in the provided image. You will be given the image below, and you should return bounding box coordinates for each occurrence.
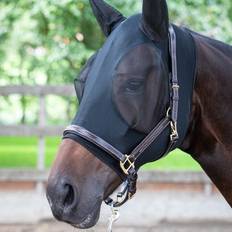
[46,0,232,229]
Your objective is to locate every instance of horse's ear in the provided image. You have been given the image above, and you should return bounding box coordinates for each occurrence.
[141,0,169,41]
[89,0,126,37]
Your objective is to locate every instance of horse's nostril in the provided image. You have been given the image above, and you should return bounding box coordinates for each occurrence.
[46,178,78,219]
[63,183,75,208]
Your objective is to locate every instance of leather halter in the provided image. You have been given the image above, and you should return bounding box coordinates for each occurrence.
[63,25,179,207]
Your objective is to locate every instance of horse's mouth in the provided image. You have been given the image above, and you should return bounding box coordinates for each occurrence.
[70,201,102,229]
[71,210,100,229]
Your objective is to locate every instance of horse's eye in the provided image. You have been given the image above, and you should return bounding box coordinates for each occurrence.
[125,79,144,94]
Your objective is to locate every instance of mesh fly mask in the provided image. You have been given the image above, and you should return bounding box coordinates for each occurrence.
[63,15,196,207]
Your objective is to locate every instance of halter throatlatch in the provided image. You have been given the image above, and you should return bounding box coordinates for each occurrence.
[63,25,179,207]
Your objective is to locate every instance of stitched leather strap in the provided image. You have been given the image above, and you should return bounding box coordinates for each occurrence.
[169,25,179,141]
[130,117,170,160]
[64,125,125,161]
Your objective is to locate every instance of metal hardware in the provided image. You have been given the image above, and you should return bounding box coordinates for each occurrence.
[172,83,180,89]
[107,204,120,232]
[116,185,127,203]
[170,121,179,141]
[128,192,133,200]
[166,107,171,118]
[105,181,129,207]
[120,155,135,175]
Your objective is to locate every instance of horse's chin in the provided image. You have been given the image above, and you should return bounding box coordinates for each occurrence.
[66,201,102,229]
[71,211,100,229]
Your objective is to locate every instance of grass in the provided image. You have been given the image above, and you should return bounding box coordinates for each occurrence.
[142,150,201,171]
[0,136,61,168]
[0,136,201,171]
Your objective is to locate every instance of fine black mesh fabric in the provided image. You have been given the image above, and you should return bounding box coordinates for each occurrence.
[66,14,196,177]
[74,53,97,102]
[112,44,169,133]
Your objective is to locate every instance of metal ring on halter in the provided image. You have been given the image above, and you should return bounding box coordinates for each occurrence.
[104,181,128,207]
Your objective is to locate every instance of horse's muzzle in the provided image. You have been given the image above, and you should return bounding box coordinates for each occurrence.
[46,176,101,228]
[46,177,78,219]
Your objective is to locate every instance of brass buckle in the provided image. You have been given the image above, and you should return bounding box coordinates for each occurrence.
[120,155,135,175]
[170,121,179,141]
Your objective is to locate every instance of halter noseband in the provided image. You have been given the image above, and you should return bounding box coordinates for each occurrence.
[63,25,179,207]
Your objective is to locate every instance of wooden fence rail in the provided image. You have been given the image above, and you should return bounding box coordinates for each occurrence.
[0,125,64,136]
[0,85,75,191]
[0,85,75,96]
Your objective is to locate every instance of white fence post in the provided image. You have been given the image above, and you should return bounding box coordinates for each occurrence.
[36,94,46,193]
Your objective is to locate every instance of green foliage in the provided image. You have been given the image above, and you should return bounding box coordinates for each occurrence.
[0,0,231,124]
[169,0,232,43]
[1,0,231,85]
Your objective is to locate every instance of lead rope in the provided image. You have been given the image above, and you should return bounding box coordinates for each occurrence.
[107,203,120,232]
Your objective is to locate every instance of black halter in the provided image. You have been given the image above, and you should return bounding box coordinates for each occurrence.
[63,25,180,207]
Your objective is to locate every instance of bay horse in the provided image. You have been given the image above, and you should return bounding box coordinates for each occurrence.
[46,0,232,229]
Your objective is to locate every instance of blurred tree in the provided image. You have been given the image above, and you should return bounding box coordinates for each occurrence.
[0,0,231,85]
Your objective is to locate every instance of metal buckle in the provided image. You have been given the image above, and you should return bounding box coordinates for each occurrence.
[172,83,179,89]
[120,155,135,175]
[170,121,179,141]
[166,107,171,118]
[128,192,134,200]
[105,181,129,208]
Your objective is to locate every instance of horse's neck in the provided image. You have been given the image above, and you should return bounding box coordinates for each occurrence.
[181,33,232,155]
[180,32,232,206]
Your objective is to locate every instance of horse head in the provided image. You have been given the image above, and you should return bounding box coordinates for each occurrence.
[47,0,171,228]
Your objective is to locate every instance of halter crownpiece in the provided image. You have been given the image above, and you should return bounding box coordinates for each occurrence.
[63,25,179,207]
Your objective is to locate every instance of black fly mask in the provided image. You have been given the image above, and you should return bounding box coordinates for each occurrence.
[70,14,170,167]
[63,0,196,206]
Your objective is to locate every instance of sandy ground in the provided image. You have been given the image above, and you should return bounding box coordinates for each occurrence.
[0,189,232,231]
[1,221,232,232]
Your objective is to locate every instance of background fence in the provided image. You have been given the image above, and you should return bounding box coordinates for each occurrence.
[0,85,75,191]
[0,85,213,194]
